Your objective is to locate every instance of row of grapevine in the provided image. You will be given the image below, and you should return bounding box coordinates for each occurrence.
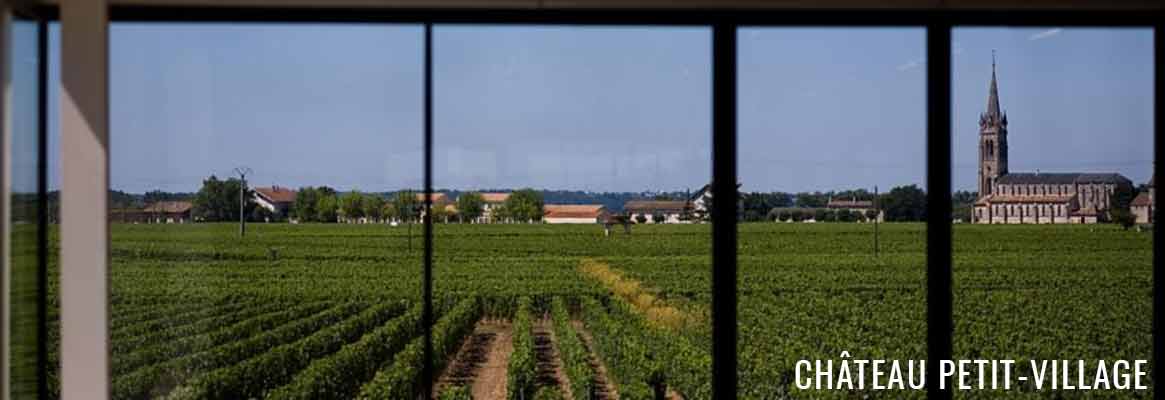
[111,297,239,330]
[579,296,658,398]
[165,300,407,399]
[507,297,536,400]
[356,297,480,399]
[550,298,594,400]
[266,302,426,400]
[114,301,332,376]
[112,302,367,400]
[112,300,263,348]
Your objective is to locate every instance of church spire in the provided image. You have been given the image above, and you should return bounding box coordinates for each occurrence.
[986,50,1002,118]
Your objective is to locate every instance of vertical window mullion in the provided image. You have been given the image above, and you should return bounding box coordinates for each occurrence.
[421,22,435,400]
[925,22,953,400]
[1153,23,1163,400]
[59,0,110,398]
[711,22,737,400]
[36,18,50,400]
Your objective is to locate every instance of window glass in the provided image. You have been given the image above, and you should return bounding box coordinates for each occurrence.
[431,25,713,399]
[738,27,928,398]
[105,23,424,399]
[7,16,47,400]
[952,27,1154,395]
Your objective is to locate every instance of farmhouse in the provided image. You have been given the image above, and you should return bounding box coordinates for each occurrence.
[543,204,608,224]
[690,182,745,221]
[826,198,884,222]
[415,192,450,205]
[480,192,510,223]
[971,58,1132,224]
[253,186,297,220]
[624,200,688,224]
[1132,175,1154,224]
[142,201,193,224]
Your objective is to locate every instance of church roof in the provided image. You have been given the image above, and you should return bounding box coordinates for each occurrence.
[986,54,1002,119]
[995,172,1130,185]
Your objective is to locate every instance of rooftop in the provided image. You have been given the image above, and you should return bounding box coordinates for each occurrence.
[254,186,297,203]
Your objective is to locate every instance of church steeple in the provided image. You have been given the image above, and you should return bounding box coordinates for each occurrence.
[986,50,1002,118]
[978,51,1009,200]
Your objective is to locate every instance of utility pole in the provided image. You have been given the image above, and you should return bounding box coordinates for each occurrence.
[234,167,252,238]
[874,185,880,257]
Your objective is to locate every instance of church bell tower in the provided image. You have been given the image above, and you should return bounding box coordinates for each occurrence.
[979,52,1008,197]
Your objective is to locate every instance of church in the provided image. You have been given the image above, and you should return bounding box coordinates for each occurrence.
[972,58,1132,224]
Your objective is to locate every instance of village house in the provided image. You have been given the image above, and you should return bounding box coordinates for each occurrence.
[826,198,884,222]
[414,192,450,205]
[413,193,450,221]
[480,192,510,223]
[971,58,1132,224]
[624,200,689,224]
[689,182,744,221]
[253,186,297,221]
[142,201,193,224]
[1132,175,1155,224]
[543,204,608,224]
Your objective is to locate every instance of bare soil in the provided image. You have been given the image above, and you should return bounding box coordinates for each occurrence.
[571,321,619,400]
[534,316,573,400]
[434,320,513,399]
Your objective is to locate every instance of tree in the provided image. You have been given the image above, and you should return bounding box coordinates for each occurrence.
[192,175,254,222]
[865,209,880,222]
[293,187,321,223]
[880,185,927,222]
[795,192,829,208]
[363,195,385,223]
[339,191,365,222]
[790,209,805,222]
[767,208,783,222]
[635,214,648,224]
[250,206,276,223]
[392,191,420,223]
[952,190,979,222]
[457,192,485,223]
[491,204,509,223]
[1111,183,1136,212]
[813,208,828,222]
[1110,208,1136,230]
[742,192,795,221]
[651,213,665,224]
[504,188,544,223]
[382,203,398,222]
[316,195,338,223]
[837,209,855,222]
[392,191,421,250]
[778,209,792,221]
[431,204,450,223]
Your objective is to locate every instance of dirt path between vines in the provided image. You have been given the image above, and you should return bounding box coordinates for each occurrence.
[572,321,618,400]
[534,316,573,400]
[433,320,513,399]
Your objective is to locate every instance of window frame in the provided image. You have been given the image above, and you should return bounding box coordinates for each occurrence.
[1,3,1161,400]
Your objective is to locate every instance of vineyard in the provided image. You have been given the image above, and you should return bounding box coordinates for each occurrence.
[39,222,1152,399]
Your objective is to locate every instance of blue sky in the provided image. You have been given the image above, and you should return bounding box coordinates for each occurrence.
[38,25,1153,193]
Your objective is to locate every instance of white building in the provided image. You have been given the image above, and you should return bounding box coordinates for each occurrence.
[480,192,510,223]
[543,204,608,224]
[624,200,688,224]
[1132,175,1154,224]
[253,186,297,220]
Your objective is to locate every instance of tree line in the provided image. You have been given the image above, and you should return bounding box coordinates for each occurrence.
[741,185,929,222]
[98,177,1143,226]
